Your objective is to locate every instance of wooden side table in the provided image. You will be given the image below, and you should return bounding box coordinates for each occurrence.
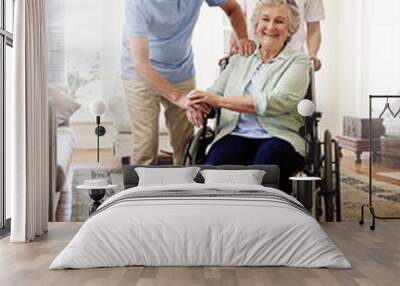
[336,135,381,164]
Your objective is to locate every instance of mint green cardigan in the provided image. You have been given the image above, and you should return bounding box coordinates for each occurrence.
[207,46,311,157]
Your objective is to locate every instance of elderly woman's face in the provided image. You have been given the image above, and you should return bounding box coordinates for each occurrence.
[255,5,290,50]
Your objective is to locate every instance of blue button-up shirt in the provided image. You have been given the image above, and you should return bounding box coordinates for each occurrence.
[122,0,228,84]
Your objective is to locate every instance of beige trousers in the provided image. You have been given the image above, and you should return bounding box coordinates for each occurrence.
[123,78,195,165]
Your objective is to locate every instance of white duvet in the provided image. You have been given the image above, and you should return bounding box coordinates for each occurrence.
[50,183,351,269]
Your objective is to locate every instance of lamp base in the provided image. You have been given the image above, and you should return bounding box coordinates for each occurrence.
[88,188,106,215]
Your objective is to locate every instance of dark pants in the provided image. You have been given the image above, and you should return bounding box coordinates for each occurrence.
[206,135,304,194]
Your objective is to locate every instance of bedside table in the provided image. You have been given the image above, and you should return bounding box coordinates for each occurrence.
[289,176,321,211]
[77,179,118,215]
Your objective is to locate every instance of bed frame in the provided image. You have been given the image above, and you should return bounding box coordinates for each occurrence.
[123,165,280,189]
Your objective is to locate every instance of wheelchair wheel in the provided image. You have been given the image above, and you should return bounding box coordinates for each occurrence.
[183,126,214,165]
[315,190,323,221]
[334,140,342,221]
[182,137,194,165]
[323,130,334,222]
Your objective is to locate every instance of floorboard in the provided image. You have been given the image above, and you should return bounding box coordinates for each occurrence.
[1,222,399,286]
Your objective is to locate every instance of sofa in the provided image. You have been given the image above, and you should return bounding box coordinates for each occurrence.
[48,85,80,221]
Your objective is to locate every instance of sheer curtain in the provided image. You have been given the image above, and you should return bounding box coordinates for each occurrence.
[8,0,49,242]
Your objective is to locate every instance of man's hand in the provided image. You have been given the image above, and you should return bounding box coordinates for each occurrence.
[238,38,256,57]
[309,55,322,71]
[186,107,205,128]
[176,93,211,114]
[176,93,211,128]
[307,22,322,71]
[175,94,189,110]
[221,0,255,57]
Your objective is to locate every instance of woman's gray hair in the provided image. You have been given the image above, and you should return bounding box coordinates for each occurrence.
[250,0,300,42]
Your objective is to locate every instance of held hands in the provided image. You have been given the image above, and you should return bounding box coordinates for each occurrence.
[175,91,213,128]
[176,93,212,112]
[182,90,221,128]
[186,107,205,128]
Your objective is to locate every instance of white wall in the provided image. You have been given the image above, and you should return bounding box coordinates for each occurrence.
[334,0,367,131]
[314,0,367,136]
[192,3,224,90]
[315,0,340,136]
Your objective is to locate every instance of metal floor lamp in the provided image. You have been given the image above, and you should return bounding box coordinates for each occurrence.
[78,99,118,215]
[359,95,400,230]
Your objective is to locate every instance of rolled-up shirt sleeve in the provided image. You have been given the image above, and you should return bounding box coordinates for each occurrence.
[253,56,311,117]
[304,0,325,22]
[125,0,149,37]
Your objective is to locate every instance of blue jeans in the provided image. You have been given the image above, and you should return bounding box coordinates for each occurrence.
[206,135,304,194]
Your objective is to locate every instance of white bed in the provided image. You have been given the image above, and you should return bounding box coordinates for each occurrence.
[50,183,351,269]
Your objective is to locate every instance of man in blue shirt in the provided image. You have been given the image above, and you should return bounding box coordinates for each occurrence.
[122,0,255,165]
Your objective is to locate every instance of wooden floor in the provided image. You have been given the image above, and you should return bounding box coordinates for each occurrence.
[1,222,399,286]
[71,149,121,170]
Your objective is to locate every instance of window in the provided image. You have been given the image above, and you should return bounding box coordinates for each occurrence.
[356,0,400,121]
[0,0,14,234]
[366,0,400,96]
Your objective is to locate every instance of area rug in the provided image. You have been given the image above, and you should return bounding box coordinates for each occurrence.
[341,170,400,221]
[70,167,400,222]
[377,172,400,181]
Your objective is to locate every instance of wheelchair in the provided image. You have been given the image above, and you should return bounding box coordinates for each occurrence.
[182,60,341,222]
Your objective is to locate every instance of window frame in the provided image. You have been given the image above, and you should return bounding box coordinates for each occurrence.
[0,0,14,235]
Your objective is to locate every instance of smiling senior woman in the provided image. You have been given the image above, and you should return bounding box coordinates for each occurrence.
[187,0,311,194]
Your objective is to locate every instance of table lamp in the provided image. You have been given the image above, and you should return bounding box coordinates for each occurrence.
[89,99,107,162]
[290,99,320,209]
[297,99,315,174]
[78,99,110,215]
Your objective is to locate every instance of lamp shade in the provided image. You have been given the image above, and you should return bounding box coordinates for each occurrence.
[297,99,315,117]
[89,99,107,117]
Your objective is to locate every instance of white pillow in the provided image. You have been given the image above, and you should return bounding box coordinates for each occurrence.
[135,167,201,186]
[200,169,266,185]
